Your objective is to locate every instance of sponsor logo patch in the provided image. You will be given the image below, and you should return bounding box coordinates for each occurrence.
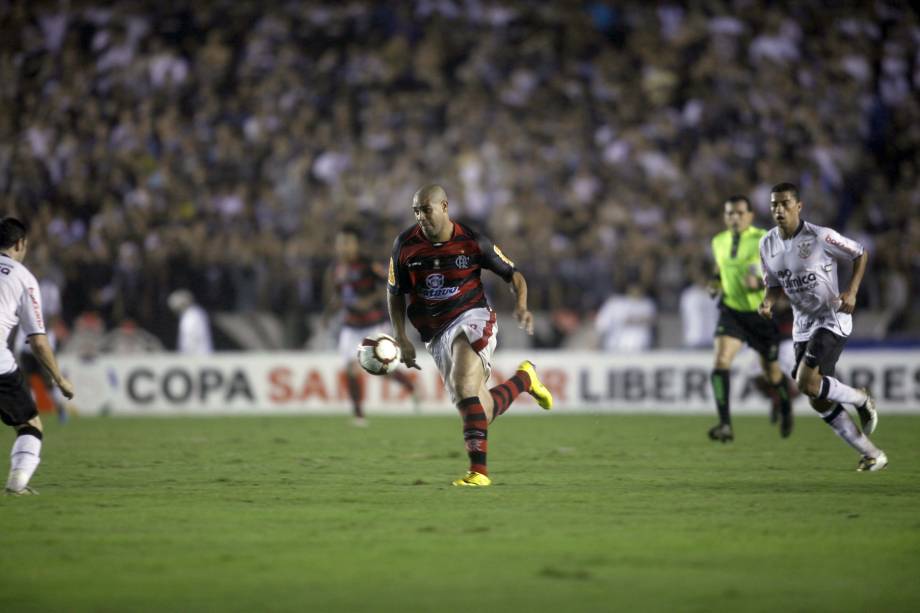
[420,273,459,301]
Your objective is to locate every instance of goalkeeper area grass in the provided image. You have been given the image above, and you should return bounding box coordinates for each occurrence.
[2,413,919,612]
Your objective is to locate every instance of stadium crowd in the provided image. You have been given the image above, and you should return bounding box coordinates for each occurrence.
[2,1,918,350]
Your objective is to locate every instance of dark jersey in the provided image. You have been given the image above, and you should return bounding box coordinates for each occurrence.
[335,257,388,328]
[388,222,516,342]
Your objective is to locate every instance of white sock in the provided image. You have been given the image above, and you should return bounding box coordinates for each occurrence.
[820,406,879,457]
[7,434,42,491]
[821,376,868,407]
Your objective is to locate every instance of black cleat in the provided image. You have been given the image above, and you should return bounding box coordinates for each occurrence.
[708,423,734,443]
[779,409,793,438]
[856,388,878,435]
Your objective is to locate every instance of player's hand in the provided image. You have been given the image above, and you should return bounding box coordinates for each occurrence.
[397,336,420,370]
[514,306,534,335]
[57,377,75,400]
[837,290,857,314]
[758,300,773,319]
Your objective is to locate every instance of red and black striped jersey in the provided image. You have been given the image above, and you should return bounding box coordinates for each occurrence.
[335,257,388,328]
[387,222,516,342]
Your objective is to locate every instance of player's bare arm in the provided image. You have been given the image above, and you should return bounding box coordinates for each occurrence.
[838,251,868,315]
[386,291,419,369]
[509,271,534,335]
[27,333,74,399]
[758,286,784,319]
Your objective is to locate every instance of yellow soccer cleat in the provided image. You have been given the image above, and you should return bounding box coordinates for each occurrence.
[451,471,492,487]
[517,360,553,410]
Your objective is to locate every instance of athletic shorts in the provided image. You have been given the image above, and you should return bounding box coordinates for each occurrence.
[715,304,780,361]
[425,307,498,405]
[338,323,389,363]
[792,328,848,379]
[0,368,38,427]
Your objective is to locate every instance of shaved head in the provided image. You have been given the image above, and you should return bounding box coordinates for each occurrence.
[411,184,452,241]
[413,184,448,207]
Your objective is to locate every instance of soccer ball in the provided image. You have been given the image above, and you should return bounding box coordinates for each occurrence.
[357,333,401,376]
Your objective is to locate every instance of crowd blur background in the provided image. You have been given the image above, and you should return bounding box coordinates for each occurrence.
[3,0,918,354]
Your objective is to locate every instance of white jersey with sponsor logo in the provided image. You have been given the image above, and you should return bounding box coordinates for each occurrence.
[759,221,863,342]
[0,255,46,374]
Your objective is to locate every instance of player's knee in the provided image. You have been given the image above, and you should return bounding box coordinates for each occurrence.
[16,424,43,439]
[795,371,820,397]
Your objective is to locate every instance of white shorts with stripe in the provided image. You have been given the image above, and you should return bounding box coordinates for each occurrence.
[338,323,389,363]
[424,307,498,405]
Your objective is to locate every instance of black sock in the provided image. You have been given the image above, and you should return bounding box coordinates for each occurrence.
[711,369,731,425]
[772,376,791,417]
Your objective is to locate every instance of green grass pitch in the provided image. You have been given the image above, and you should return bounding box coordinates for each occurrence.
[2,413,919,612]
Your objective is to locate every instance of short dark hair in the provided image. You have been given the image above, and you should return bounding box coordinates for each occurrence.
[0,217,28,249]
[770,182,799,201]
[725,195,752,212]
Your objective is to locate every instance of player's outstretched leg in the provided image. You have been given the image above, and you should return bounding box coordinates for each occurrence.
[489,361,552,423]
[708,368,733,442]
[389,370,420,411]
[345,365,366,426]
[452,397,491,487]
[818,404,888,471]
[5,425,42,495]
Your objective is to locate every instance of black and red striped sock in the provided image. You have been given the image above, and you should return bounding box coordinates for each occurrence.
[457,396,488,475]
[489,370,532,422]
[346,371,364,418]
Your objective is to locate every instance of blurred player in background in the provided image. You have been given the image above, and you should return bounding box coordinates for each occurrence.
[759,183,886,471]
[387,184,553,487]
[0,218,75,495]
[708,196,792,442]
[324,225,416,426]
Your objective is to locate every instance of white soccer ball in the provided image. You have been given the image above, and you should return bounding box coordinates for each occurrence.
[357,333,401,376]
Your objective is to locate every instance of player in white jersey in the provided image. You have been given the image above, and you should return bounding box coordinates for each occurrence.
[758,183,887,472]
[0,218,75,494]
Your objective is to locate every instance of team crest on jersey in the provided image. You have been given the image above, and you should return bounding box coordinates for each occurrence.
[493,245,514,267]
[797,241,814,259]
[455,255,470,269]
[420,273,459,300]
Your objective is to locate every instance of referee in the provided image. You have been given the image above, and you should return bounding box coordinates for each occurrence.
[707,196,791,441]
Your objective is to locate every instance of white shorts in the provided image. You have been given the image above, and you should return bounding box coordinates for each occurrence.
[425,307,498,404]
[339,323,389,363]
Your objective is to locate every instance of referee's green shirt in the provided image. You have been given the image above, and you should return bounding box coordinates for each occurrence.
[711,226,767,312]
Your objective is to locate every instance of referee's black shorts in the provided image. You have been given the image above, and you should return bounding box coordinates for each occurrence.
[0,368,39,427]
[715,304,780,361]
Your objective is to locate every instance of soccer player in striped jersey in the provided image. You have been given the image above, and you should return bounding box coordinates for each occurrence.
[387,184,553,487]
[759,183,886,471]
[0,218,75,495]
[324,225,415,426]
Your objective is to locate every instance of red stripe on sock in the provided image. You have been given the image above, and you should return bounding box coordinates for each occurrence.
[458,397,488,474]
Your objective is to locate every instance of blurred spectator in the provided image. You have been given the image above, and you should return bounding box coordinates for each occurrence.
[1,1,918,349]
[595,283,657,352]
[167,289,213,354]
[679,266,719,349]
